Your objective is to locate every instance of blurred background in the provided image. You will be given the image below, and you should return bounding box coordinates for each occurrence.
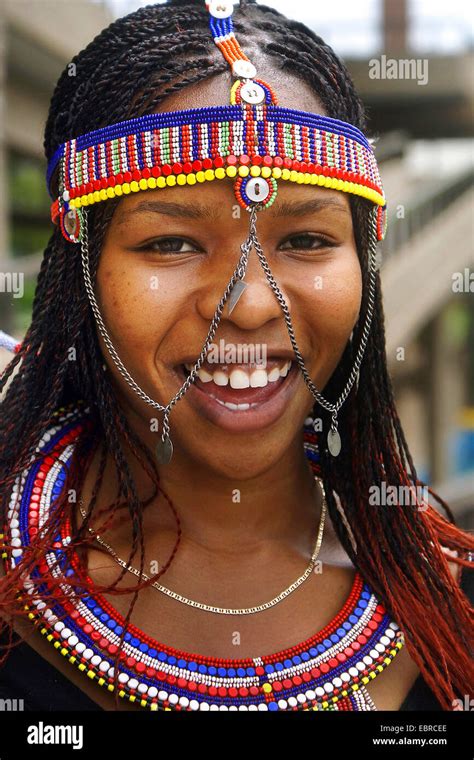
[0,0,473,524]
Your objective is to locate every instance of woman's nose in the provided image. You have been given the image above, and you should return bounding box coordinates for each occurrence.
[196,248,291,331]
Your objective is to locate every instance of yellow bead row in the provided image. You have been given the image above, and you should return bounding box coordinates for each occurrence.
[230,80,241,105]
[22,602,160,711]
[68,165,385,211]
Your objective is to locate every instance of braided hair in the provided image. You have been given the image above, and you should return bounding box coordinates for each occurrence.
[1,0,473,710]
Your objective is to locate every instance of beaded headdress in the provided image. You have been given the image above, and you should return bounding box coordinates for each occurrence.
[44,0,387,462]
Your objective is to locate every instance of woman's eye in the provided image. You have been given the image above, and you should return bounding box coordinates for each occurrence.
[137,237,201,254]
[279,233,335,251]
[134,234,334,255]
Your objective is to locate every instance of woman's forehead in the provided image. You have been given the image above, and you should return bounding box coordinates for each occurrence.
[151,60,326,118]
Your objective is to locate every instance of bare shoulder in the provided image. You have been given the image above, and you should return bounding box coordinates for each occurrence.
[438,544,464,584]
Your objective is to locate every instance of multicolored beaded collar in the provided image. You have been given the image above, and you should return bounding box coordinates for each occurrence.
[47,0,387,244]
[1,402,404,712]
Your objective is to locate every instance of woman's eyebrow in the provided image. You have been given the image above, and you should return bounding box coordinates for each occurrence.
[272,197,351,218]
[116,196,349,227]
[116,200,220,226]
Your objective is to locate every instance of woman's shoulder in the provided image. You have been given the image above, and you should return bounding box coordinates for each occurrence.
[439,542,472,588]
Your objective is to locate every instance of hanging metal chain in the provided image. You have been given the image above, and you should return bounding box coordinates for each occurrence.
[81,202,378,460]
[250,204,378,420]
[80,206,252,416]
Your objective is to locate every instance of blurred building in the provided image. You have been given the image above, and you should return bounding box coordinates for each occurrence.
[0,0,473,521]
[0,0,113,334]
[361,0,474,523]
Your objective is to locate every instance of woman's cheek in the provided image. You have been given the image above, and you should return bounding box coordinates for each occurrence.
[293,255,362,383]
[322,264,362,336]
[96,259,183,346]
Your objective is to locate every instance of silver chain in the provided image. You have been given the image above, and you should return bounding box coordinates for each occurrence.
[80,202,378,454]
[249,204,378,423]
[81,207,252,415]
[80,206,252,446]
[78,475,327,615]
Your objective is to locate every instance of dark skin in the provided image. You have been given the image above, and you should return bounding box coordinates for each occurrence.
[3,63,457,711]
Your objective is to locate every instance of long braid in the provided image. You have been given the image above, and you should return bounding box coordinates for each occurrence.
[1,0,472,710]
[320,197,473,707]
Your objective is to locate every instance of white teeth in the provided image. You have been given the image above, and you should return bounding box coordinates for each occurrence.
[229,369,250,389]
[213,370,228,386]
[184,361,293,387]
[250,369,268,388]
[215,400,252,411]
[267,367,281,382]
[197,368,213,383]
[184,364,213,383]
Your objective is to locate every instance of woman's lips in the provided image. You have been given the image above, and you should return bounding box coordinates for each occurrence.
[170,360,302,432]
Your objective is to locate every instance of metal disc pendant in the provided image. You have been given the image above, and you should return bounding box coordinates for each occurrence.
[327,428,341,457]
[60,207,82,243]
[240,81,265,105]
[245,176,270,202]
[156,435,173,465]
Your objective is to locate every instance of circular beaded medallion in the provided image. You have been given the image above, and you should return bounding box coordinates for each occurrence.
[234,175,278,211]
[2,402,404,711]
[59,206,83,243]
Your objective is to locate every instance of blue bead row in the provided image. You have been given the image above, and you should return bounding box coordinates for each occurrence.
[209,15,233,40]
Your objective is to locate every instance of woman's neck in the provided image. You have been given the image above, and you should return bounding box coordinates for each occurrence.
[154,437,322,554]
[82,422,322,562]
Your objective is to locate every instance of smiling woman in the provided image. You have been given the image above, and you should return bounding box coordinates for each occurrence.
[0,0,473,717]
[98,181,360,441]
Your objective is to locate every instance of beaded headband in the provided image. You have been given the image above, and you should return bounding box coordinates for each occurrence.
[47,1,387,244]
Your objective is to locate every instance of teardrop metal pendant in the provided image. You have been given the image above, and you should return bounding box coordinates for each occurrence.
[327,428,341,457]
[227,279,248,315]
[156,435,173,465]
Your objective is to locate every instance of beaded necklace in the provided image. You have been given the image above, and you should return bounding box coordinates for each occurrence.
[2,401,405,712]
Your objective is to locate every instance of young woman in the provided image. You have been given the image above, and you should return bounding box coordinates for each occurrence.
[0,0,472,713]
